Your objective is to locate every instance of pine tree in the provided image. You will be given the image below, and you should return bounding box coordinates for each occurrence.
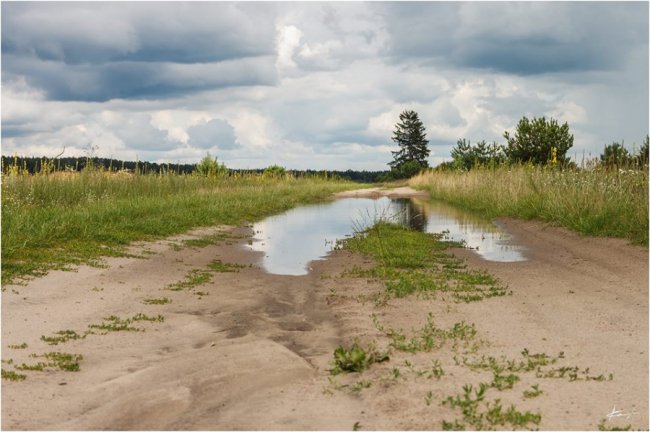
[389,110,430,170]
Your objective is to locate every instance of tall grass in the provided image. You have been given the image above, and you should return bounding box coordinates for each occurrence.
[409,165,648,246]
[1,170,359,284]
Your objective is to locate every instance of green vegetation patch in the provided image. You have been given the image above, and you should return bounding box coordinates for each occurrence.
[87,313,164,334]
[1,173,358,284]
[7,342,28,349]
[41,330,85,345]
[207,259,245,272]
[2,369,27,381]
[142,297,172,305]
[410,165,648,246]
[344,222,509,302]
[375,313,480,354]
[16,352,83,372]
[166,269,213,291]
[442,383,542,431]
[330,342,390,375]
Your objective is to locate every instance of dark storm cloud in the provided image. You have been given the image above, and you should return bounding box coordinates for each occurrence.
[377,2,648,75]
[3,54,277,102]
[1,2,278,101]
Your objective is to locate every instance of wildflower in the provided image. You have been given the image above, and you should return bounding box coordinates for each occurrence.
[551,147,558,165]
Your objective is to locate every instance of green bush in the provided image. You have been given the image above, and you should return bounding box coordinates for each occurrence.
[195,153,228,178]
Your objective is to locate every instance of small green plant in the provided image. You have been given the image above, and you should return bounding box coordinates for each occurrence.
[523,384,543,399]
[353,421,362,431]
[331,342,389,375]
[597,419,632,431]
[425,390,434,406]
[1,369,26,381]
[7,342,28,349]
[442,383,541,430]
[16,352,83,372]
[166,269,212,291]
[378,314,479,354]
[490,371,520,391]
[41,330,85,345]
[142,297,172,305]
[207,259,245,272]
[441,419,464,431]
[87,313,164,333]
[42,352,83,371]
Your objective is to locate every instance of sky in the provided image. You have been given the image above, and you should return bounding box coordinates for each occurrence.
[1,1,648,170]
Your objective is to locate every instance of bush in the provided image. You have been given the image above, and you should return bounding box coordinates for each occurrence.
[195,153,228,178]
[263,165,287,178]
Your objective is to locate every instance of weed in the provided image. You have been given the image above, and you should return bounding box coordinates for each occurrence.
[425,390,434,406]
[353,421,362,431]
[16,352,83,372]
[377,313,479,354]
[142,297,172,305]
[597,419,632,431]
[331,342,389,375]
[87,313,164,334]
[1,369,26,381]
[442,383,541,430]
[41,330,85,345]
[441,419,464,430]
[207,259,245,272]
[7,342,28,349]
[42,352,83,371]
[490,372,520,390]
[166,269,212,291]
[523,384,543,399]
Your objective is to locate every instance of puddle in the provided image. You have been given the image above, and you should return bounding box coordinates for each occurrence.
[248,197,526,275]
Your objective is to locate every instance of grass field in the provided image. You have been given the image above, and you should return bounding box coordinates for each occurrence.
[1,170,359,284]
[410,165,648,246]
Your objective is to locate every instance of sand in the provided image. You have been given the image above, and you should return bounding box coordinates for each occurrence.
[2,188,648,430]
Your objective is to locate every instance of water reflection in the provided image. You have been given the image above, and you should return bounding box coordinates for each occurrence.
[248,197,526,275]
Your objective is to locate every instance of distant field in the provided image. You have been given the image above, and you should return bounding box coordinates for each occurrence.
[410,165,649,246]
[1,170,359,284]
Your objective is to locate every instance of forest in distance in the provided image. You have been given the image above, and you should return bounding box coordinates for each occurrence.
[0,155,388,183]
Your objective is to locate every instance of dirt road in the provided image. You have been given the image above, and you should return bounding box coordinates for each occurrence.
[2,189,648,430]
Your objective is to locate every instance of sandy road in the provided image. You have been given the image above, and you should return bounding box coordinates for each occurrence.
[1,189,648,430]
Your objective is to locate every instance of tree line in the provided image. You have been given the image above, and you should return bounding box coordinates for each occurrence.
[386,110,649,178]
[0,155,389,183]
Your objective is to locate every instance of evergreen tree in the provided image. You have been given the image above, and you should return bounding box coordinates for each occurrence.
[389,110,430,171]
[504,116,573,165]
[600,142,631,168]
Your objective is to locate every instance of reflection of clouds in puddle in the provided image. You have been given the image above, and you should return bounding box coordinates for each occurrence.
[250,198,390,275]
[249,197,526,275]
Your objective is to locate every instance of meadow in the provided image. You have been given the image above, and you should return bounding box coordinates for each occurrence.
[410,164,649,246]
[1,169,357,284]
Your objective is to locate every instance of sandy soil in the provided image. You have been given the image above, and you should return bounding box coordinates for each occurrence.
[2,188,648,430]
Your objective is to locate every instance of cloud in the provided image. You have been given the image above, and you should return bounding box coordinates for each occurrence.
[1,2,647,170]
[1,2,278,102]
[187,119,239,150]
[378,2,648,75]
